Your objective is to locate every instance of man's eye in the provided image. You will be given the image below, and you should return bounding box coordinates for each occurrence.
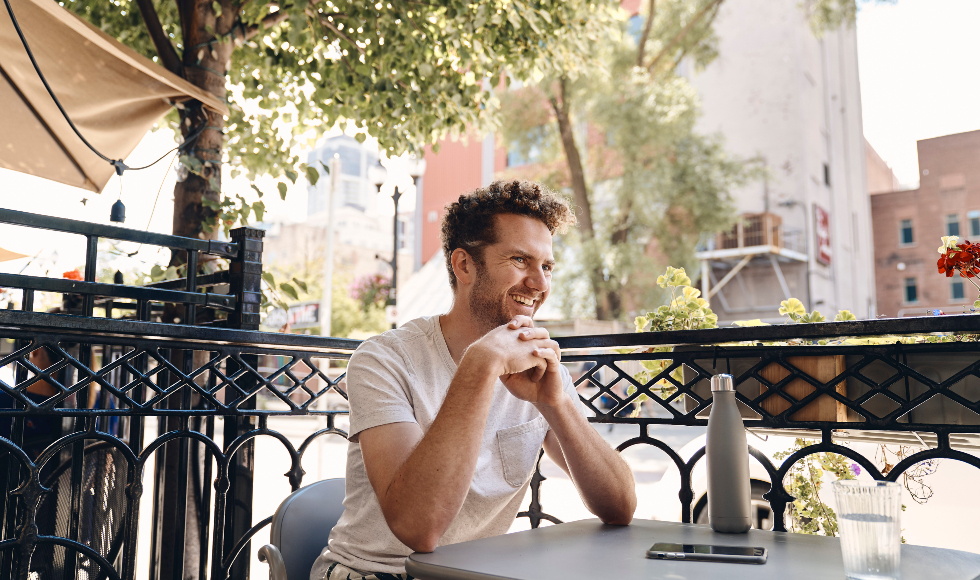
[513,257,525,264]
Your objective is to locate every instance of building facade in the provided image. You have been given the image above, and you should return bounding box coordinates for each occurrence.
[872,130,980,317]
[685,0,875,322]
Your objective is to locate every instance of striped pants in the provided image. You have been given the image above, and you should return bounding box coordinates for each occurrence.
[321,561,415,580]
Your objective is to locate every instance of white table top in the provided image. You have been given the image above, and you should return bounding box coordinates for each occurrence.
[406,519,980,580]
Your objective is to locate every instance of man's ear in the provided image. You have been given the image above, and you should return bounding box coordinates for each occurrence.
[451,248,475,287]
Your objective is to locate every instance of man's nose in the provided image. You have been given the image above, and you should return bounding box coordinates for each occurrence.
[525,266,549,292]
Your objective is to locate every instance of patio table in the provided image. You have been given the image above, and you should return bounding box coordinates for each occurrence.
[405,519,980,580]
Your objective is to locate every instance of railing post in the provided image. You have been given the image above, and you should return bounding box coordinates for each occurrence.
[223,227,264,580]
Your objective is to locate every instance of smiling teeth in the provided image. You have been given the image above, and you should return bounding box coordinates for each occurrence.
[512,295,533,306]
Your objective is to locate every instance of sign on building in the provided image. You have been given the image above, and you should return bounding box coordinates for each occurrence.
[262,301,320,330]
[814,204,832,265]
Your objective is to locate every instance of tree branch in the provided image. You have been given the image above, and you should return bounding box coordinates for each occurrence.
[134,0,183,75]
[645,0,724,74]
[636,0,655,67]
[238,9,291,42]
[312,11,365,55]
[667,1,722,73]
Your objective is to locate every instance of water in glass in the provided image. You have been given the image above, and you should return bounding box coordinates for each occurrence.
[839,512,900,580]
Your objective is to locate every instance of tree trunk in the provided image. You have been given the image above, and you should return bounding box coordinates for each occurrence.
[171,0,233,247]
[550,78,618,320]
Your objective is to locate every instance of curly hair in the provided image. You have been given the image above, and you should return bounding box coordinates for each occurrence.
[441,180,576,290]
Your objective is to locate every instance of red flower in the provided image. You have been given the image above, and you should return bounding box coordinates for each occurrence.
[62,269,83,281]
[938,241,980,278]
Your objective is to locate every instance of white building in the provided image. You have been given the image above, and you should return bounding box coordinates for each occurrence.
[686,0,876,321]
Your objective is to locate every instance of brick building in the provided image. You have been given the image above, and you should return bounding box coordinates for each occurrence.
[871,129,980,317]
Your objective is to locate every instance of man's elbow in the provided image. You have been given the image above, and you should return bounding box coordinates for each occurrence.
[391,525,441,553]
[597,491,637,526]
[386,514,444,553]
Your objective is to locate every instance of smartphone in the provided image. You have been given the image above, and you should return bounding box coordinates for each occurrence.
[646,542,767,564]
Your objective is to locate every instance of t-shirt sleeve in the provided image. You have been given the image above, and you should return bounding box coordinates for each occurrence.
[559,363,591,419]
[345,338,418,440]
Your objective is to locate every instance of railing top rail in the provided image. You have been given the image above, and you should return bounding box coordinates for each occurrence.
[0,208,238,258]
[4,309,980,352]
[0,309,360,353]
[0,273,236,310]
[556,314,980,349]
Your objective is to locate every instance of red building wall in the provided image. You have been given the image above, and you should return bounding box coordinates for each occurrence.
[419,135,507,265]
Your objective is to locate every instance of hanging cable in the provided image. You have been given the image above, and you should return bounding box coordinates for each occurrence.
[2,0,212,175]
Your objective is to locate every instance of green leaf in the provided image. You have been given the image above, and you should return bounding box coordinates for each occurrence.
[279,282,299,300]
[252,201,266,222]
[277,182,288,200]
[250,184,266,198]
[292,278,308,293]
[261,272,275,287]
[211,1,221,17]
[834,310,857,322]
[305,165,320,186]
[354,133,367,144]
[779,298,807,321]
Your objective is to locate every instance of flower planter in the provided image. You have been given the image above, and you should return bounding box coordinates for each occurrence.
[676,347,850,422]
[843,352,980,425]
[675,347,980,425]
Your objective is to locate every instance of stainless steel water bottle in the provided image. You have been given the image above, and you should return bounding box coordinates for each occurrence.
[706,374,752,533]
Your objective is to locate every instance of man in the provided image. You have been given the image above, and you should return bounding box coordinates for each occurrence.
[311,180,637,580]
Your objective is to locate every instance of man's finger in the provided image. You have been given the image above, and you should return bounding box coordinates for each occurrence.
[518,327,550,340]
[532,347,561,372]
[507,315,535,330]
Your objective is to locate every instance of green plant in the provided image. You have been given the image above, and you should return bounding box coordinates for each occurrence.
[622,267,719,413]
[773,439,856,536]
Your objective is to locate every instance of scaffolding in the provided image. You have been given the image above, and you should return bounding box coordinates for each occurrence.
[698,213,809,316]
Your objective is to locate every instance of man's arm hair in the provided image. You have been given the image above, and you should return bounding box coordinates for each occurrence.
[359,352,499,552]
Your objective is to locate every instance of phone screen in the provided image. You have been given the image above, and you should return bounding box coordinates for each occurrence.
[649,543,764,557]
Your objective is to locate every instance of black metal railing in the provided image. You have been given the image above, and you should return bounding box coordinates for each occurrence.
[3,309,980,578]
[2,209,979,579]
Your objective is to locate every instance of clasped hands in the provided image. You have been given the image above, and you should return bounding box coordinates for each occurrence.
[469,315,563,407]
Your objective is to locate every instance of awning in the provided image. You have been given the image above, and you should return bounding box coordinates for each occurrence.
[0,0,229,192]
[0,246,28,262]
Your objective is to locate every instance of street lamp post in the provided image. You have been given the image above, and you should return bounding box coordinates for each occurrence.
[369,156,426,329]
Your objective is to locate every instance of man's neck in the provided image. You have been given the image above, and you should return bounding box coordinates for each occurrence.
[439,302,488,365]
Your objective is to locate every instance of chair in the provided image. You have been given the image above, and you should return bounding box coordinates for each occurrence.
[258,478,347,580]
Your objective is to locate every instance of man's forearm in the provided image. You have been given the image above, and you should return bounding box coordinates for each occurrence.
[379,353,498,551]
[537,398,637,525]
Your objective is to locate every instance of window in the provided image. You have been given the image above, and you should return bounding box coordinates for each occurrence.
[823,163,831,187]
[969,210,980,237]
[952,279,965,301]
[899,219,914,245]
[904,278,918,303]
[946,214,960,237]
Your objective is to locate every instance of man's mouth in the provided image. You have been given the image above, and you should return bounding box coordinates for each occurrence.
[511,294,535,307]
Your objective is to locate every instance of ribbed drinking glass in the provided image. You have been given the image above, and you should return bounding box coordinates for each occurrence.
[832,480,902,580]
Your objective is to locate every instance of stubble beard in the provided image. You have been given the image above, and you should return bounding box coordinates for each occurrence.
[469,264,533,336]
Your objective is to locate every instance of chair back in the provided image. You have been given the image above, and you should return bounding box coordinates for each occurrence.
[270,478,347,580]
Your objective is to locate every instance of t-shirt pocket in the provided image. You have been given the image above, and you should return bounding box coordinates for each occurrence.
[496,416,549,488]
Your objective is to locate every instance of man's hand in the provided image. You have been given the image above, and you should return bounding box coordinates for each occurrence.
[501,326,564,408]
[467,316,564,407]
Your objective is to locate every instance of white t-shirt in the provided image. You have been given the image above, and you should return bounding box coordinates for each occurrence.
[310,316,583,577]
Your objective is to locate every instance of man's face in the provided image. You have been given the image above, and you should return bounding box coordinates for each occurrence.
[468,213,555,334]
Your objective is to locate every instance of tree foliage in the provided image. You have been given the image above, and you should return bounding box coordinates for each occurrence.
[64,0,612,218]
[499,0,748,321]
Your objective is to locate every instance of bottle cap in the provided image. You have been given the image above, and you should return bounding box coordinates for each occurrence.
[710,374,735,392]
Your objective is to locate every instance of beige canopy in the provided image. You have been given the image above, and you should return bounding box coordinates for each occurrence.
[0,0,228,192]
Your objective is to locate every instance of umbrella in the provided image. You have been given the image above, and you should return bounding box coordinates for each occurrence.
[0,0,229,192]
[0,246,28,262]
